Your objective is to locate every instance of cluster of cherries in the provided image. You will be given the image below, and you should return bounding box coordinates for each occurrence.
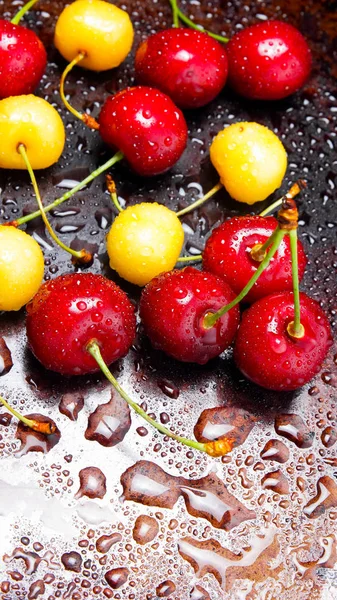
[0,0,332,456]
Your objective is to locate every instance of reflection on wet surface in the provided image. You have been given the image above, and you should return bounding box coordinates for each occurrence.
[0,0,336,597]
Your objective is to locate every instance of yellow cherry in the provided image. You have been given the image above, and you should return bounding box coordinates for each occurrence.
[107,203,184,286]
[210,122,287,204]
[0,95,65,170]
[0,226,44,312]
[54,0,134,72]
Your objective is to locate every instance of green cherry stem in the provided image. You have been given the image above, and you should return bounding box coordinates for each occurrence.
[87,341,204,451]
[176,254,202,263]
[86,341,234,457]
[60,53,86,121]
[168,0,229,43]
[18,145,91,265]
[176,182,223,217]
[106,175,123,212]
[260,197,287,218]
[249,226,281,262]
[60,53,100,130]
[260,180,306,217]
[169,0,179,27]
[0,395,56,434]
[287,228,305,338]
[176,178,305,222]
[10,151,124,228]
[203,227,286,329]
[11,0,40,25]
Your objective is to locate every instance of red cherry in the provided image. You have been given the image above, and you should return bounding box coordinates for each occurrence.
[99,86,188,176]
[0,20,47,99]
[135,28,228,109]
[203,216,307,303]
[26,273,136,376]
[140,267,240,364]
[226,20,311,100]
[234,292,332,391]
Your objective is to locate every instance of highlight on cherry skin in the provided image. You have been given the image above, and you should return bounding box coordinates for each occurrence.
[54,0,134,72]
[168,3,312,101]
[26,273,136,376]
[135,28,228,109]
[203,215,307,303]
[107,202,184,286]
[0,225,44,312]
[234,292,333,391]
[140,267,240,364]
[25,272,233,458]
[99,86,188,177]
[0,95,65,170]
[0,0,47,100]
[226,20,312,101]
[210,121,287,205]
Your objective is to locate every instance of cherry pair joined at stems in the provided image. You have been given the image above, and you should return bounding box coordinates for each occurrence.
[1,194,331,453]
[169,0,228,43]
[1,195,305,448]
[168,0,311,101]
[57,1,311,118]
[140,211,332,391]
[136,2,311,107]
[1,194,331,451]
[206,198,304,334]
[140,196,306,366]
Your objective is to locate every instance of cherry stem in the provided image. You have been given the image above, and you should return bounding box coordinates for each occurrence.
[203,227,286,329]
[11,0,40,25]
[18,144,91,265]
[0,395,56,434]
[288,228,305,339]
[168,0,229,43]
[106,175,123,212]
[176,182,223,217]
[176,254,202,263]
[10,151,124,227]
[86,341,233,457]
[60,53,100,130]
[169,0,179,27]
[250,226,280,262]
[259,180,306,217]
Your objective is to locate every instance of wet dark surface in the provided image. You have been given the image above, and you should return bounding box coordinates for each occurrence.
[0,0,336,598]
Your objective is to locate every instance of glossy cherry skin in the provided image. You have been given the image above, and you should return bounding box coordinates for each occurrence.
[26,273,136,376]
[99,87,188,176]
[234,292,332,391]
[0,20,47,100]
[226,20,312,100]
[135,28,228,109]
[140,267,240,364]
[203,216,307,303]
